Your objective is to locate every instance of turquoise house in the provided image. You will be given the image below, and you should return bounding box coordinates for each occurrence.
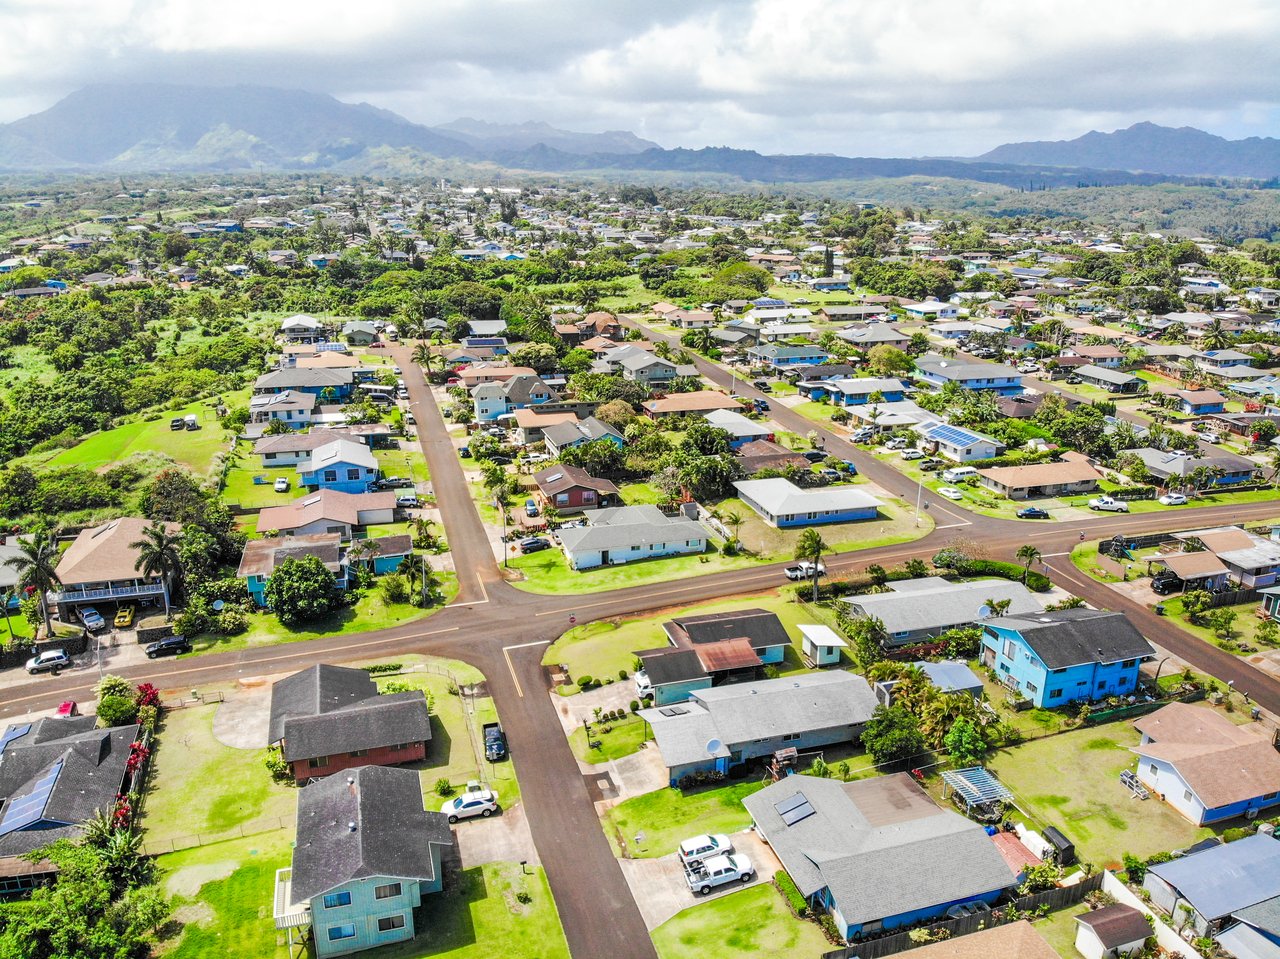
[298,439,380,494]
[275,765,454,956]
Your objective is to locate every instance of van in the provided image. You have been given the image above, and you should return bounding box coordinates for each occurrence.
[183,414,199,430]
[941,466,978,483]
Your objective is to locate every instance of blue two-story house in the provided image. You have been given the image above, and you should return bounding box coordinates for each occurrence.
[255,367,357,401]
[748,343,831,369]
[472,374,559,422]
[915,356,1024,396]
[298,439,380,493]
[274,765,454,957]
[980,609,1154,708]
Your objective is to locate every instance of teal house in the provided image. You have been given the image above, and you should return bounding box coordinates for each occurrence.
[274,765,454,956]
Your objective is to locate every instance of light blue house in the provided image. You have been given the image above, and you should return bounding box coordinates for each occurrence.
[471,374,559,422]
[1176,388,1228,416]
[797,376,906,405]
[238,534,349,607]
[747,343,831,369]
[274,765,453,957]
[734,478,882,528]
[298,439,380,494]
[255,367,356,400]
[979,609,1153,708]
[915,356,1024,396]
[744,773,1018,940]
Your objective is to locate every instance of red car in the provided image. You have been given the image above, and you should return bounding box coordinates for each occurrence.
[55,700,79,718]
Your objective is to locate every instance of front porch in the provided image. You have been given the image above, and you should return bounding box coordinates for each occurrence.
[273,867,312,949]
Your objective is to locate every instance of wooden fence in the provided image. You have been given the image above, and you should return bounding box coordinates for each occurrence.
[821,872,1104,959]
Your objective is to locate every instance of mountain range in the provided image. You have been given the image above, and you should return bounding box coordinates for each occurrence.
[0,83,1273,187]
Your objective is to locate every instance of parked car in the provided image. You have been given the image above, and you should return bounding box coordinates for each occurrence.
[818,467,841,481]
[459,445,471,457]
[1016,506,1050,519]
[483,723,508,762]
[488,455,513,466]
[273,477,290,492]
[519,537,551,554]
[114,604,135,628]
[184,414,199,431]
[900,449,924,460]
[1065,375,1083,385]
[1152,575,1184,595]
[1158,492,1189,506]
[1088,496,1130,513]
[938,486,965,501]
[919,458,944,471]
[684,853,754,895]
[1195,431,1221,444]
[634,670,653,699]
[752,399,771,412]
[752,380,772,393]
[392,366,402,375]
[404,411,416,425]
[27,649,70,675]
[55,700,79,717]
[169,417,185,431]
[678,834,733,867]
[146,634,193,659]
[885,436,909,450]
[801,450,827,463]
[524,499,540,517]
[839,460,858,475]
[396,495,420,509]
[441,786,499,823]
[850,428,875,443]
[784,561,826,581]
[79,606,107,632]
[525,452,551,464]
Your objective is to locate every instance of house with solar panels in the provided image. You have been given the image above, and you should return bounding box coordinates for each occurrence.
[918,420,1005,462]
[0,715,141,896]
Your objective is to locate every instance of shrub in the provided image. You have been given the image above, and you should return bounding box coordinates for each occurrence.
[362,663,403,674]
[629,700,640,713]
[516,890,532,904]
[576,674,594,689]
[773,869,808,918]
[94,675,134,700]
[816,914,842,944]
[618,669,629,681]
[1223,826,1254,843]
[434,778,454,797]
[213,606,249,635]
[381,680,412,694]
[135,704,159,733]
[134,682,160,708]
[96,694,139,728]
[264,748,292,783]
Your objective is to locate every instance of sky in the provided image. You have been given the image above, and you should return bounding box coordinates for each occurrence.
[0,0,1277,157]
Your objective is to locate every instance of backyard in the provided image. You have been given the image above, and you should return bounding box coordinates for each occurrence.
[506,539,757,594]
[651,884,829,959]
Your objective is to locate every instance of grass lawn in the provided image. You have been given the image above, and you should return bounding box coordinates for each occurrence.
[569,715,651,763]
[508,541,758,595]
[652,883,828,959]
[220,454,306,510]
[1153,596,1277,656]
[190,579,457,656]
[141,704,297,847]
[1070,542,1124,583]
[1035,903,1093,959]
[543,590,845,692]
[20,392,244,476]
[376,441,431,490]
[616,481,667,506]
[604,781,767,859]
[986,724,1215,868]
[709,495,932,560]
[159,831,293,959]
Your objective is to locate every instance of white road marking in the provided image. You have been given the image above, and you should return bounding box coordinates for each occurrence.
[502,640,552,697]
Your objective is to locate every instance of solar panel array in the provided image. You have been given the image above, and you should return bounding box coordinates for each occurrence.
[0,758,62,837]
[926,424,981,447]
[0,723,31,755]
[774,791,816,826]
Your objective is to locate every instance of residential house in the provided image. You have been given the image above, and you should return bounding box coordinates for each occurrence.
[747,343,831,370]
[918,421,1005,462]
[239,533,349,605]
[1176,389,1228,416]
[903,300,959,320]
[603,346,678,388]
[52,517,182,622]
[254,427,383,468]
[541,416,625,458]
[1130,449,1257,488]
[556,505,709,570]
[915,356,1024,396]
[341,321,379,346]
[1245,287,1280,309]
[274,766,453,957]
[1063,344,1127,368]
[979,609,1154,708]
[511,408,579,446]
[1197,349,1254,371]
[297,440,381,494]
[280,314,326,343]
[250,390,318,429]
[976,456,1102,500]
[1174,527,1280,588]
[843,400,932,432]
[268,665,431,783]
[1132,703,1280,826]
[733,478,882,527]
[642,390,741,419]
[1151,551,1232,592]
[255,368,356,401]
[256,490,397,538]
[1074,365,1144,394]
[1144,835,1280,938]
[806,276,850,292]
[797,377,906,405]
[1074,905,1156,959]
[640,672,877,783]
[844,578,1042,649]
[743,773,1018,940]
[836,325,912,349]
[467,319,508,338]
[703,408,773,448]
[734,439,812,474]
[0,716,141,890]
[459,335,509,355]
[819,304,888,322]
[576,311,621,339]
[532,464,620,513]
[295,352,362,371]
[669,309,717,329]
[471,374,559,422]
[456,365,535,389]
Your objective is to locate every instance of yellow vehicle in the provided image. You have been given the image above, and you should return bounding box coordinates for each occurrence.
[114,604,136,628]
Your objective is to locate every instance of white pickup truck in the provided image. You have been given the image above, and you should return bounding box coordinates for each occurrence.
[784,561,826,581]
[1087,496,1130,513]
[684,853,755,895]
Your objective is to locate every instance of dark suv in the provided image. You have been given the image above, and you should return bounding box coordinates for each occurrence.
[145,634,193,659]
[1151,576,1183,596]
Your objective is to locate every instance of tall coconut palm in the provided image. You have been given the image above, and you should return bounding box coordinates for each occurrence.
[130,523,183,620]
[1015,544,1042,584]
[1201,319,1230,351]
[794,528,829,602]
[4,535,61,638]
[722,510,744,548]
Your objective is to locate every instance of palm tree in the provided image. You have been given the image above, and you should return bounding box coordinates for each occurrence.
[683,328,715,354]
[130,523,183,620]
[723,510,744,548]
[1202,319,1230,351]
[4,534,61,638]
[794,528,829,602]
[1015,544,1042,584]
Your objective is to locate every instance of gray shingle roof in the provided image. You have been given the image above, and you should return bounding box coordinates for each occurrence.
[557,505,707,555]
[989,609,1153,669]
[290,765,453,903]
[268,665,377,745]
[281,691,432,763]
[664,608,790,653]
[844,578,1041,636]
[637,648,708,686]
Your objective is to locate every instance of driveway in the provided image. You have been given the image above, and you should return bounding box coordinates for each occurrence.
[550,683,638,736]
[211,674,284,749]
[453,800,539,868]
[619,828,781,931]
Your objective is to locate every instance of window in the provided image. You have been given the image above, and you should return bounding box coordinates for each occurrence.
[328,924,357,941]
[1052,667,1066,675]
[308,756,330,769]
[391,742,415,751]
[1049,689,1062,699]
[377,915,406,932]
[322,892,352,909]
[1097,681,1107,689]
[1150,764,1158,777]
[1002,640,1016,660]
[347,468,360,481]
[349,749,368,758]
[323,470,338,483]
[1122,659,1136,668]
[555,493,568,505]
[265,452,277,460]
[782,733,801,742]
[374,882,402,900]
[583,491,595,503]
[1183,789,1193,802]
[1026,682,1038,693]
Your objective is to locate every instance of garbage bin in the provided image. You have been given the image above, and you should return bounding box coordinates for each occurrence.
[1154,604,1166,616]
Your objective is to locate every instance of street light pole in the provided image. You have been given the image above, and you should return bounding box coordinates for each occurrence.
[914,482,923,528]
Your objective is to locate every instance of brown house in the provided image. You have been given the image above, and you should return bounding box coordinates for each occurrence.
[533,464,620,513]
[268,664,431,783]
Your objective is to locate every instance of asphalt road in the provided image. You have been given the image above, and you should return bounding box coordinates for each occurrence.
[6,334,1280,958]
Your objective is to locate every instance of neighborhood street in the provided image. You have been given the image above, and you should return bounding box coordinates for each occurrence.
[5,339,1280,959]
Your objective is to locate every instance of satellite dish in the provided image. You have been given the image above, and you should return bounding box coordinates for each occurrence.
[211,600,225,612]
[977,604,992,619]
[706,738,724,755]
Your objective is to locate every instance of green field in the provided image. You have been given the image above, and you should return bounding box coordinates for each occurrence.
[507,541,757,594]
[604,781,767,859]
[652,884,829,959]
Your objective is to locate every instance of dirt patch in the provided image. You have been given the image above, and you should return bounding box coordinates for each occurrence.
[165,860,239,898]
[171,901,215,925]
[212,677,286,749]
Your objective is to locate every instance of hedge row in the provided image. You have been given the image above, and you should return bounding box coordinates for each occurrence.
[954,559,1052,593]
[773,869,808,918]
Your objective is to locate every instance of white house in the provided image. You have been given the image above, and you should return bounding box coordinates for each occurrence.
[1074,904,1155,959]
[733,478,883,528]
[903,300,959,320]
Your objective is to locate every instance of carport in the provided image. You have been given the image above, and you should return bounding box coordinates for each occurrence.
[942,766,1013,820]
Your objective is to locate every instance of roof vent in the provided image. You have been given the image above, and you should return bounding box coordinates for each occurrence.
[347,776,356,785]
[348,821,357,832]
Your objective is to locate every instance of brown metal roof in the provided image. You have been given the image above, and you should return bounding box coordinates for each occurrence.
[693,638,761,672]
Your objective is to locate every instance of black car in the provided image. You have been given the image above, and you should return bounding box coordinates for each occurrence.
[802,450,827,463]
[145,634,193,659]
[752,380,773,393]
[519,537,551,554]
[1016,506,1050,519]
[169,417,185,431]
[487,455,513,466]
[1152,576,1184,595]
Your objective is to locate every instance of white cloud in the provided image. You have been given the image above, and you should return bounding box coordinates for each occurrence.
[0,0,1276,156]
